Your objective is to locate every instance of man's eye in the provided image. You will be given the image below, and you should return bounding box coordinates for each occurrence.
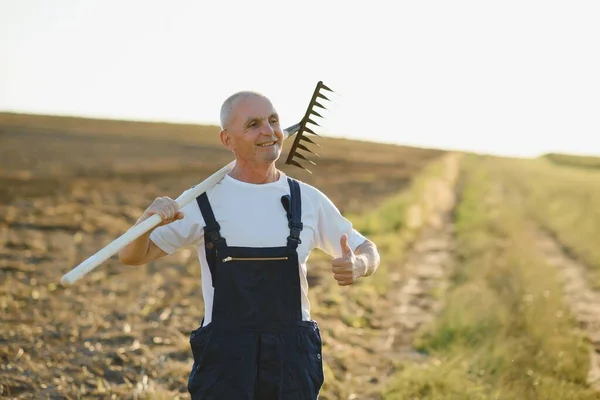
[249,121,259,128]
[270,118,279,124]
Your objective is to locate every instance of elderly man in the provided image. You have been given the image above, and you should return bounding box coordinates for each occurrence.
[118,91,380,399]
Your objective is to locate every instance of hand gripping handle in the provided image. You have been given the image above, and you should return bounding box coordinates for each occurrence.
[60,161,236,285]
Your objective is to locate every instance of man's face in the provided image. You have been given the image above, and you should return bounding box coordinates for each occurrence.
[222,95,284,165]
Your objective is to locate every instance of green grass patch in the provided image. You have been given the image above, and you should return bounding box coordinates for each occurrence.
[495,157,600,288]
[308,153,461,399]
[384,155,597,399]
[543,153,600,170]
[344,153,459,296]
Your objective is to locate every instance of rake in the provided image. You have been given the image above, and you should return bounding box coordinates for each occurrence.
[284,80,333,173]
[60,81,334,285]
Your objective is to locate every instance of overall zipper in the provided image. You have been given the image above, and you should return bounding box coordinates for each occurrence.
[222,256,289,263]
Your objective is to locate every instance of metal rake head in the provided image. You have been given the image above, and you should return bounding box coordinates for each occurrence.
[282,81,333,173]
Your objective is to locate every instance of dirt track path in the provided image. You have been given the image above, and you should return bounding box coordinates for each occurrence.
[319,154,461,400]
[383,207,455,356]
[532,225,600,391]
[374,158,459,395]
[499,176,600,393]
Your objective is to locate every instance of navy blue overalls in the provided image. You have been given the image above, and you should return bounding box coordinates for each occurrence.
[187,178,324,399]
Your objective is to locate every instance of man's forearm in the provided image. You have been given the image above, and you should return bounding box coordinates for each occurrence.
[355,239,380,277]
[118,214,158,265]
[118,229,153,265]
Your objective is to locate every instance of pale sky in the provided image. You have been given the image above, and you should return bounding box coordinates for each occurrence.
[1,0,599,157]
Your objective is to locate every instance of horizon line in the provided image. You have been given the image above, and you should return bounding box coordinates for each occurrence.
[1,108,598,160]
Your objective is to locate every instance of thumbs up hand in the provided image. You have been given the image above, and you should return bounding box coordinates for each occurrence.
[331,234,366,286]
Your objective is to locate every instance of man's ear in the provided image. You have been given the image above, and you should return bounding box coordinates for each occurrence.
[220,129,234,151]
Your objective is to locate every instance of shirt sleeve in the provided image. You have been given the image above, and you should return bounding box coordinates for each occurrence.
[149,197,205,255]
[313,188,367,258]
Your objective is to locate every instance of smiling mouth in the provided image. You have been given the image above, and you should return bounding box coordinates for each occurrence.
[256,141,277,147]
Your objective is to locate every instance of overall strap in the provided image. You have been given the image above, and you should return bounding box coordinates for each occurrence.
[196,192,227,287]
[285,178,303,249]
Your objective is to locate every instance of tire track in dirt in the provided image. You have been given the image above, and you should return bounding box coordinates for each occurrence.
[499,177,600,393]
[383,204,456,355]
[531,224,600,391]
[325,154,461,400]
[376,155,460,391]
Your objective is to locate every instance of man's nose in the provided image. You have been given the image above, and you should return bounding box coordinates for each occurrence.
[261,122,278,136]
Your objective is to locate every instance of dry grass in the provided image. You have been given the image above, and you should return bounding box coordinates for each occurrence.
[543,153,600,170]
[310,153,462,399]
[493,156,600,288]
[383,155,597,399]
[0,112,444,214]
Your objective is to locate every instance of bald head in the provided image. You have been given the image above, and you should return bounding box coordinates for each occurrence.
[219,91,269,130]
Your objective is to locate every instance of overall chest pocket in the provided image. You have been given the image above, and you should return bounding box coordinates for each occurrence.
[221,255,289,263]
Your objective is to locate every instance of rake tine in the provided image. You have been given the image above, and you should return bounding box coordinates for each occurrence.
[287,159,312,174]
[306,118,319,127]
[300,135,322,148]
[312,101,327,110]
[303,127,321,137]
[316,92,330,101]
[310,110,324,119]
[296,143,319,157]
[293,152,316,165]
[319,82,333,92]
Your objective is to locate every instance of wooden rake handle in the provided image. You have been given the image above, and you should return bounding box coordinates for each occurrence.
[60,160,236,285]
[60,80,330,285]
